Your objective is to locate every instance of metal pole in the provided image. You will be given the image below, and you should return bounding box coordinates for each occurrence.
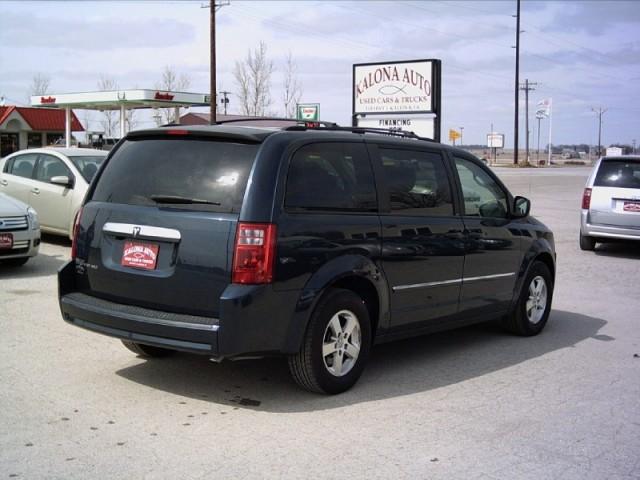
[210,2,216,124]
[64,107,71,148]
[460,126,464,147]
[547,100,553,166]
[513,0,520,165]
[537,116,541,164]
[120,105,125,139]
[524,79,529,164]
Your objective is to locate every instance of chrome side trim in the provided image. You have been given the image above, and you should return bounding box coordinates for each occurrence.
[103,222,181,242]
[393,278,462,291]
[392,272,516,292]
[463,272,516,282]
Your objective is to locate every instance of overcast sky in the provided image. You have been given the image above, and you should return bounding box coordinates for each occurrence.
[1,0,639,147]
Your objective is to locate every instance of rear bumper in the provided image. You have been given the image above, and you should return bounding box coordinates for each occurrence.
[58,261,299,358]
[60,291,219,354]
[581,211,640,240]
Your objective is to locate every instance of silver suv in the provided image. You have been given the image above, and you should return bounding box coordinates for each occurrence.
[580,155,640,250]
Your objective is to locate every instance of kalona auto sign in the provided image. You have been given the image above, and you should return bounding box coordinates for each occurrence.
[353,60,437,114]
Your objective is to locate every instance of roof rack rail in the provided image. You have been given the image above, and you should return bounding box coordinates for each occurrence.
[283,124,437,143]
[214,117,338,128]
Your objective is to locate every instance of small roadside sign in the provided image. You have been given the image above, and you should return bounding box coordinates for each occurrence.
[296,104,320,121]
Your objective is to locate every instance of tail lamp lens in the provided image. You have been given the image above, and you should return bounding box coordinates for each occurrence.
[232,223,277,284]
[581,188,592,209]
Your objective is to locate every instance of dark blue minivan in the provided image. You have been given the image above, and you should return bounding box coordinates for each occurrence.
[58,125,556,394]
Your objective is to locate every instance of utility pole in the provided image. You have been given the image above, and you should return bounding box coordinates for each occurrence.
[633,139,637,154]
[205,1,230,125]
[513,0,521,165]
[591,107,607,156]
[536,113,543,164]
[219,90,231,115]
[520,79,537,164]
[459,126,464,147]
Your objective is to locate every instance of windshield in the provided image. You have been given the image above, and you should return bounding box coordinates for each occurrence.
[91,137,259,213]
[69,155,107,182]
[594,159,640,189]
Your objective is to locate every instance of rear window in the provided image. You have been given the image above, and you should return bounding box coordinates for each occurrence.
[91,138,259,212]
[69,155,106,182]
[594,159,640,189]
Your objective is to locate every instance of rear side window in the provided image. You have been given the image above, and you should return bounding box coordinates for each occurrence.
[594,159,640,189]
[91,138,259,213]
[380,148,453,216]
[285,143,377,212]
[6,153,37,178]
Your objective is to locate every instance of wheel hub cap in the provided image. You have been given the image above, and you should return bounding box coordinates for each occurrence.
[322,309,361,377]
[526,275,548,325]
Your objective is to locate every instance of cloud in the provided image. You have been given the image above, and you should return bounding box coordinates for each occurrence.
[0,11,195,51]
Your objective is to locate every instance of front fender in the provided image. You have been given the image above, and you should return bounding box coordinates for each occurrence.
[281,254,389,354]
[511,235,556,308]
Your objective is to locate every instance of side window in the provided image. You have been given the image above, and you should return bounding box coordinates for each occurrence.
[285,143,377,211]
[380,148,454,216]
[35,155,72,183]
[7,154,37,179]
[454,157,508,218]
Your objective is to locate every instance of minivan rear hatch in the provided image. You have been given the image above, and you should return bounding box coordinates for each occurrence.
[590,158,640,227]
[77,131,262,317]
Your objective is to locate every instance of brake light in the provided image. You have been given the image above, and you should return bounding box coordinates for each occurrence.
[166,129,189,135]
[232,223,277,284]
[581,188,592,209]
[71,207,83,259]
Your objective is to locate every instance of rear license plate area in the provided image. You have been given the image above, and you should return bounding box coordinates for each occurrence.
[623,201,640,213]
[121,241,160,270]
[0,233,13,249]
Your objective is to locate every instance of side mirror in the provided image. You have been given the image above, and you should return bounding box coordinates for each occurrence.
[512,196,531,218]
[50,175,73,188]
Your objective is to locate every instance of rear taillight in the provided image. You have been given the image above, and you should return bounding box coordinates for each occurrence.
[71,207,83,259]
[232,223,277,284]
[581,188,592,209]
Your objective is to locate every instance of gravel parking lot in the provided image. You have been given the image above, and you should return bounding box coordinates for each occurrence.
[1,166,638,480]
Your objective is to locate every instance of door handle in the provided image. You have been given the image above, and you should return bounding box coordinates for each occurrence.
[0,180,7,186]
[31,188,40,194]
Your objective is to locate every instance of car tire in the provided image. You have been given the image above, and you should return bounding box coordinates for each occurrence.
[121,340,175,358]
[579,232,596,251]
[2,257,29,267]
[288,288,371,394]
[502,261,553,336]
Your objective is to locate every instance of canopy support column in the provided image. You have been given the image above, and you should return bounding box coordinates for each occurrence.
[64,107,71,148]
[120,105,126,138]
[174,107,180,124]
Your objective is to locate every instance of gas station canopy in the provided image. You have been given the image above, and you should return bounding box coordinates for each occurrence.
[30,89,210,147]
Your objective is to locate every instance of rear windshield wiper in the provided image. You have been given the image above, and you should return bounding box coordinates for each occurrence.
[149,195,221,206]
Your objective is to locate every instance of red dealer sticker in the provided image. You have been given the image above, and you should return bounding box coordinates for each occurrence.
[623,201,640,213]
[0,233,13,250]
[121,241,159,270]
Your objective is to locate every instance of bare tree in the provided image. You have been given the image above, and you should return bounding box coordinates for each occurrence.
[97,75,119,138]
[28,73,51,98]
[282,51,303,118]
[233,42,274,116]
[154,65,191,125]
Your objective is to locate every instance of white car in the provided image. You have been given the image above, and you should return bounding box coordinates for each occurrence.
[0,192,40,266]
[0,148,108,238]
[580,155,640,250]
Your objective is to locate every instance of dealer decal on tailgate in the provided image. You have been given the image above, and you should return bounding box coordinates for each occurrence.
[121,241,159,270]
[623,201,640,213]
